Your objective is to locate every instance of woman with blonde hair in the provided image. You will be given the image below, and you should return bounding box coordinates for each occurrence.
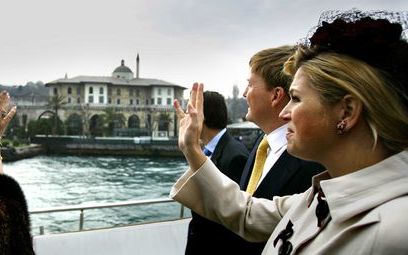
[171,10,408,254]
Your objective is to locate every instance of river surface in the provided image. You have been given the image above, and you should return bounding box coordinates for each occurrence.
[3,155,189,235]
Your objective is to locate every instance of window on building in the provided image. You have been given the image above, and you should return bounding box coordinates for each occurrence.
[68,87,72,94]
[145,99,149,105]
[167,98,172,105]
[157,98,162,105]
[130,99,133,105]
[53,88,58,95]
[77,87,81,95]
[136,89,140,97]
[136,99,139,105]
[99,87,104,94]
[108,98,112,104]
[99,96,104,103]
[158,88,162,95]
[117,98,121,104]
[68,97,71,103]
[77,97,80,104]
[88,96,94,103]
[89,87,93,94]
[117,88,121,95]
[167,88,171,95]
[151,98,154,105]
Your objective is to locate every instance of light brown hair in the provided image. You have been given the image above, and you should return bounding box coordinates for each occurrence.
[249,45,296,93]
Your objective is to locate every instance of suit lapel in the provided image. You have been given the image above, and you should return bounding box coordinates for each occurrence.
[239,135,263,189]
[254,151,300,198]
[211,132,228,167]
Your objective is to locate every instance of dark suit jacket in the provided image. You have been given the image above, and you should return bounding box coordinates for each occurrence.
[185,131,249,255]
[236,134,325,254]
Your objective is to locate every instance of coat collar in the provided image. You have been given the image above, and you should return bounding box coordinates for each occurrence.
[308,151,408,224]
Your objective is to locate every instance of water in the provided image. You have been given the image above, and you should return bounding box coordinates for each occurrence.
[3,155,189,235]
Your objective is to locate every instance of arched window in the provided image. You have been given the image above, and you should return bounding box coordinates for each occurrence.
[66,113,83,135]
[128,115,140,128]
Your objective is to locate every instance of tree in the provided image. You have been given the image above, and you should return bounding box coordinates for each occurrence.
[80,103,91,137]
[101,107,125,136]
[47,95,66,135]
[27,119,53,137]
[158,113,172,131]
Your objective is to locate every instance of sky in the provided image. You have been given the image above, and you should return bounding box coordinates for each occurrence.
[1,0,407,98]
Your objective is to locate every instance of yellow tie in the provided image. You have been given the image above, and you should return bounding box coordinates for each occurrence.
[246,136,269,195]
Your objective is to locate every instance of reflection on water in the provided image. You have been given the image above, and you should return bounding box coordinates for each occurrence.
[4,155,189,235]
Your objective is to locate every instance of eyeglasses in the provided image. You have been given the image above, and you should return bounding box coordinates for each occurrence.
[273,220,294,255]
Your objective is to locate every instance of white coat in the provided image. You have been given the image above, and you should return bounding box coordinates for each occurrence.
[170,151,408,254]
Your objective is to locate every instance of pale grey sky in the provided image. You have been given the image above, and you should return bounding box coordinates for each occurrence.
[1,0,407,97]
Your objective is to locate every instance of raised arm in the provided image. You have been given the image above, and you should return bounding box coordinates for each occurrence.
[173,82,207,170]
[0,91,17,174]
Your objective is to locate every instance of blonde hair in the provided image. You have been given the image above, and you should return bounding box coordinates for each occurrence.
[284,49,408,153]
[249,45,296,93]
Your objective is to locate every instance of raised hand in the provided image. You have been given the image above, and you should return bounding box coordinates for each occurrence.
[173,83,207,171]
[0,90,16,173]
[0,91,16,137]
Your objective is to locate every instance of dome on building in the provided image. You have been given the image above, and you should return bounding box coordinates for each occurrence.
[112,59,134,80]
[113,59,133,73]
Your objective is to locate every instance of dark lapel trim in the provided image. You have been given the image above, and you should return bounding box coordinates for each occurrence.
[254,151,301,198]
[239,134,263,189]
[210,132,229,167]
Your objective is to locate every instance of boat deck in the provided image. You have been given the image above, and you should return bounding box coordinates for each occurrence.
[33,218,190,255]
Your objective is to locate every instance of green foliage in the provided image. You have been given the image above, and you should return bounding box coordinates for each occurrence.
[28,119,53,136]
[47,95,66,135]
[1,139,10,147]
[65,114,83,135]
[158,113,172,131]
[101,108,125,136]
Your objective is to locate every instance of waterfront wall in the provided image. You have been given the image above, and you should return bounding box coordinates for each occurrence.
[31,136,183,157]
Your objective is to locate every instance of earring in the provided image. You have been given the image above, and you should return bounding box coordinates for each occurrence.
[336,120,347,135]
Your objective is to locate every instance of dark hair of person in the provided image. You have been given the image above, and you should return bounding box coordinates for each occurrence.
[203,91,228,130]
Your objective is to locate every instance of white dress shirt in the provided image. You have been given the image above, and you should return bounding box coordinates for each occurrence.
[256,124,288,188]
[203,128,227,158]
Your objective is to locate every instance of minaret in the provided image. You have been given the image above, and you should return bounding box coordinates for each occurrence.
[136,53,140,79]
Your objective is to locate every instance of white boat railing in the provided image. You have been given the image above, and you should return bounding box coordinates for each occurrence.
[29,198,186,235]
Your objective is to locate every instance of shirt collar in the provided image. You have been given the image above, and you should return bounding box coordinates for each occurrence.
[266,124,288,154]
[308,151,408,224]
[204,128,227,153]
